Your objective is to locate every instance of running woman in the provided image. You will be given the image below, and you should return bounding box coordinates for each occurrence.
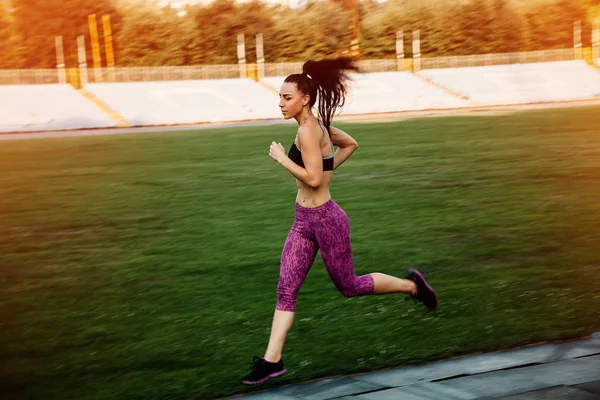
[241,58,438,386]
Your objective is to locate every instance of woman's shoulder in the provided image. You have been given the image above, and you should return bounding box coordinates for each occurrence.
[297,121,321,138]
[299,119,328,136]
[297,122,325,149]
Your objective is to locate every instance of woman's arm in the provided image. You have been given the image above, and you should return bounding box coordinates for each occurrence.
[269,125,324,189]
[330,125,358,170]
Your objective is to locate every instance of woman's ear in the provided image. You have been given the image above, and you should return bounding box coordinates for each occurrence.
[303,94,310,106]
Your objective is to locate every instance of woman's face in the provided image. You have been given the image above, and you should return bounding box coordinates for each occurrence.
[279,81,309,120]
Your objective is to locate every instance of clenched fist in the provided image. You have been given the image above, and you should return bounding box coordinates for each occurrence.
[269,141,286,164]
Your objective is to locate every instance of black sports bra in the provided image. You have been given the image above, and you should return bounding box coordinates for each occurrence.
[288,141,334,171]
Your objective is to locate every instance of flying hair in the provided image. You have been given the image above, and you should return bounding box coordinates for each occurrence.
[284,57,358,135]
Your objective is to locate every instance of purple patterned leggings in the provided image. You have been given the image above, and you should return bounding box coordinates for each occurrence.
[276,199,375,312]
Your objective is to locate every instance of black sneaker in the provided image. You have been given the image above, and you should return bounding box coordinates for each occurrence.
[405,268,438,310]
[241,356,286,385]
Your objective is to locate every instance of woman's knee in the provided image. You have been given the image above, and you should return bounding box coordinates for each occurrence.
[338,282,361,298]
[338,276,374,298]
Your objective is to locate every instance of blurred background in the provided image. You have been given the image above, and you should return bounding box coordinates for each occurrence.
[1,0,599,68]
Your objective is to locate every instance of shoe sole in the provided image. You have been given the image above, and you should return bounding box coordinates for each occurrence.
[410,268,438,310]
[241,369,287,385]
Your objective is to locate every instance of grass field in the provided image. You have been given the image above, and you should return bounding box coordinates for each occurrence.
[1,106,600,400]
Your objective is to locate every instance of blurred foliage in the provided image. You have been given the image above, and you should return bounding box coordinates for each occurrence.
[0,7,22,68]
[1,0,598,68]
[6,0,120,69]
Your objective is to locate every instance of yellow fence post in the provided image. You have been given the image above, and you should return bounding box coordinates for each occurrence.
[593,19,600,64]
[88,14,103,82]
[256,33,265,81]
[396,30,405,71]
[102,14,116,82]
[55,36,67,84]
[574,21,582,60]
[237,33,247,79]
[66,68,80,89]
[77,35,88,88]
[412,30,421,72]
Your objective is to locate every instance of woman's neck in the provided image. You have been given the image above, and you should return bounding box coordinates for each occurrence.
[295,111,315,126]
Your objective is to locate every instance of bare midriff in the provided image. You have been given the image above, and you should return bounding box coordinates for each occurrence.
[295,171,332,207]
[294,134,334,208]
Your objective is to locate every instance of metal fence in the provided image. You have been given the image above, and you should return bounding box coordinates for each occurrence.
[358,59,399,73]
[263,62,303,77]
[0,69,62,85]
[87,64,242,82]
[0,65,243,85]
[0,48,592,85]
[262,59,399,75]
[420,48,576,70]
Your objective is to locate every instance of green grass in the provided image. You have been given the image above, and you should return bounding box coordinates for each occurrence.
[1,106,600,400]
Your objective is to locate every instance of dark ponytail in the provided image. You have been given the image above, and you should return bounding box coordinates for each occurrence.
[284,57,358,135]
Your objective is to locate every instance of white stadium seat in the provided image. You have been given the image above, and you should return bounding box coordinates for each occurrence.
[84,79,282,126]
[4,63,600,133]
[262,72,468,114]
[419,61,600,106]
[0,84,117,133]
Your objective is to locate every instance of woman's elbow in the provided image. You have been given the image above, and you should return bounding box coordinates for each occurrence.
[307,176,322,189]
[346,142,358,153]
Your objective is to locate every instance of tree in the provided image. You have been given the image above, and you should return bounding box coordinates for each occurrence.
[2,0,598,68]
[457,0,496,54]
[187,0,276,65]
[0,7,23,68]
[188,0,243,64]
[115,4,193,66]
[271,1,352,60]
[523,0,587,50]
[12,0,121,68]
[488,0,525,53]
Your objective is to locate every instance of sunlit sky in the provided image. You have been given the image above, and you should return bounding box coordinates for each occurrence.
[156,0,388,16]
[157,0,311,9]
[155,0,339,16]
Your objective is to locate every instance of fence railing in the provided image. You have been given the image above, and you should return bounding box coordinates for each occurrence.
[420,48,577,70]
[0,65,243,86]
[358,59,400,73]
[263,62,303,77]
[88,64,242,82]
[0,69,63,85]
[261,59,400,76]
[0,48,595,85]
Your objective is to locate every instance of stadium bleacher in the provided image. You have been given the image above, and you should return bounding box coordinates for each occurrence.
[0,84,117,133]
[3,61,600,133]
[84,79,283,126]
[261,72,468,114]
[419,61,600,105]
